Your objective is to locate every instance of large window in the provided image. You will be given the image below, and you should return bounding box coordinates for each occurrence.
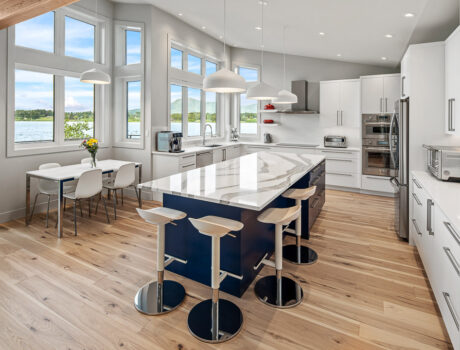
[8,8,108,156]
[236,66,259,135]
[168,42,220,138]
[64,77,95,140]
[127,81,141,139]
[15,12,54,53]
[14,69,54,143]
[65,16,95,61]
[126,30,141,65]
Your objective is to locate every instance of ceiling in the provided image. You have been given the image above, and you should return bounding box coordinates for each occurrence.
[113,0,459,67]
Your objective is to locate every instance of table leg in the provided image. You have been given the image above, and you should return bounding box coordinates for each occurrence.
[138,164,142,208]
[107,173,112,200]
[57,180,64,238]
[25,174,31,225]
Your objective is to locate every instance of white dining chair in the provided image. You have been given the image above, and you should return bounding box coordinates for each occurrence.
[29,163,74,227]
[81,157,98,164]
[64,168,110,236]
[101,163,139,219]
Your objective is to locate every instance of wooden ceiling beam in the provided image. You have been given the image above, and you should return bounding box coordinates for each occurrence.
[0,0,80,30]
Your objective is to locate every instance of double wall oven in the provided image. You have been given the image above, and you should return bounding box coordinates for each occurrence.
[362,114,396,177]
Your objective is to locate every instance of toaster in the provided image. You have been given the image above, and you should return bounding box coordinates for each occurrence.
[324,135,347,148]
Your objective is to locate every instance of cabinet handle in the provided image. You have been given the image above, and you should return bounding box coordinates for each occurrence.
[337,111,339,126]
[442,292,460,330]
[426,199,434,235]
[341,111,343,125]
[412,219,422,235]
[443,247,460,277]
[380,98,382,113]
[448,99,452,131]
[385,98,388,113]
[321,150,353,154]
[223,149,227,161]
[402,76,406,97]
[452,99,456,132]
[327,172,353,177]
[412,193,422,206]
[182,154,195,159]
[444,222,460,246]
[328,158,353,162]
[412,178,422,189]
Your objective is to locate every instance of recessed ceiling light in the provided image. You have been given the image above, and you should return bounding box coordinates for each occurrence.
[201,26,206,30]
[258,0,269,5]
[178,13,183,16]
[219,35,223,39]
[255,26,262,31]
[337,53,342,57]
[385,34,393,38]
[404,13,415,18]
[381,56,387,60]
[319,32,326,36]
[260,44,265,48]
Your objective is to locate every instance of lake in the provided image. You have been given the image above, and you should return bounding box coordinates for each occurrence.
[14,121,258,142]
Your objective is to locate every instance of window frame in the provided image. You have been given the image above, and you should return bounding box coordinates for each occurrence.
[6,6,111,157]
[167,38,222,140]
[113,21,145,149]
[232,62,261,138]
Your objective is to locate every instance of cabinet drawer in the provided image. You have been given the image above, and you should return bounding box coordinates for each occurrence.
[180,163,196,172]
[179,154,196,166]
[361,175,395,193]
[326,172,360,188]
[325,158,359,174]
[319,149,359,159]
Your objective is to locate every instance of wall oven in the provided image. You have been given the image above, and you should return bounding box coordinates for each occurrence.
[362,114,393,139]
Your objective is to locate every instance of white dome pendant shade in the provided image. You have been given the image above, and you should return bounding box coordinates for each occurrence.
[273,89,298,104]
[80,68,111,85]
[203,68,246,93]
[247,81,279,100]
[203,0,246,93]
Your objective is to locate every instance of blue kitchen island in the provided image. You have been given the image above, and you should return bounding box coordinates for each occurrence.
[139,151,325,297]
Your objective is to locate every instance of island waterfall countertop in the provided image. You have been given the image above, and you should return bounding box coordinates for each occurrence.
[139,151,325,211]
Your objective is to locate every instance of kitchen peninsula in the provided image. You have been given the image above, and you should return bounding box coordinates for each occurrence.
[139,151,325,297]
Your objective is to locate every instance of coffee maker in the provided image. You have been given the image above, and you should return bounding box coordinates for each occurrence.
[157,131,183,153]
[169,133,183,152]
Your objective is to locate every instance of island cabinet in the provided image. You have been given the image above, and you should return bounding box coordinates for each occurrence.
[410,172,460,349]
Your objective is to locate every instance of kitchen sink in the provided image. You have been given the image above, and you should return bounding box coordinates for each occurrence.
[203,144,223,148]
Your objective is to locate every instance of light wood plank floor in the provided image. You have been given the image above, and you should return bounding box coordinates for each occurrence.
[0,190,453,349]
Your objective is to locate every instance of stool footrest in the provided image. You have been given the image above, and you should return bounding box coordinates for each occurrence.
[219,270,243,284]
[284,227,296,235]
[253,253,276,270]
[164,254,187,268]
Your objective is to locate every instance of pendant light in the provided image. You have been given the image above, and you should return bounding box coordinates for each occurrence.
[246,0,278,100]
[203,0,246,93]
[80,0,111,85]
[273,26,297,104]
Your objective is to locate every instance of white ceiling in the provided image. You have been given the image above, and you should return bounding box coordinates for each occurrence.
[113,0,459,67]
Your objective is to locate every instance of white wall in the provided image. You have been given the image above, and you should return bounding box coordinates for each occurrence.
[232,48,396,146]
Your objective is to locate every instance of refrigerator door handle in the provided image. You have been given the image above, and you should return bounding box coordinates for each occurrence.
[389,113,396,169]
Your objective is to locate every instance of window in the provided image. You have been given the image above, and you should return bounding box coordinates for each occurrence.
[15,12,54,53]
[187,54,201,75]
[171,48,183,69]
[65,16,95,61]
[170,84,182,133]
[205,92,217,129]
[64,77,94,140]
[127,81,141,139]
[205,61,217,76]
[188,87,201,137]
[236,65,259,135]
[14,69,54,143]
[126,30,141,65]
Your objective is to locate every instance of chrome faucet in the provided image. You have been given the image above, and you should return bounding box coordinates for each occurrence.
[203,123,213,146]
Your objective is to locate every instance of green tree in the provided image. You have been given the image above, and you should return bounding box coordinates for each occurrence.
[64,121,91,139]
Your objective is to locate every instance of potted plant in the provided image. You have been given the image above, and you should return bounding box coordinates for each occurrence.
[81,138,99,168]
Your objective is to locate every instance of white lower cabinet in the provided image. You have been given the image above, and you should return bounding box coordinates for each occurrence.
[319,149,361,189]
[361,175,395,193]
[152,153,196,179]
[410,173,460,349]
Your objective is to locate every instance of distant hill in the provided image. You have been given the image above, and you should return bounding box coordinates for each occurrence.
[171,97,256,114]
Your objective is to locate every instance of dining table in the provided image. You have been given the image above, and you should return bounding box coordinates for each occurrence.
[25,160,142,238]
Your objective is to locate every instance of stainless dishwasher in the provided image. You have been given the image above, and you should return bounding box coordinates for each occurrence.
[196,151,213,168]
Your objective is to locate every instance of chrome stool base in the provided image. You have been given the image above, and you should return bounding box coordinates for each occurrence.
[134,280,185,315]
[283,244,318,265]
[188,299,243,343]
[254,275,303,308]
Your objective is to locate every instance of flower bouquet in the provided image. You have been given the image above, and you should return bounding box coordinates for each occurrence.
[81,138,99,168]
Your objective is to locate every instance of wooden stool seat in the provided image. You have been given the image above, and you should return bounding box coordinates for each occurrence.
[282,186,316,201]
[189,215,244,237]
[257,205,301,226]
[137,207,187,225]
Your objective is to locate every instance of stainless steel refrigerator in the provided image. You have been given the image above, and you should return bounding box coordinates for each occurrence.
[390,98,409,240]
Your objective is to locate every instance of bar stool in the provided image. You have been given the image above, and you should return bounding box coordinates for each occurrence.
[282,186,318,265]
[134,207,188,315]
[188,216,244,343]
[254,205,303,308]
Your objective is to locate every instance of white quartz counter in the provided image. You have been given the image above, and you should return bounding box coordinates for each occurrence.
[412,170,460,231]
[140,151,325,211]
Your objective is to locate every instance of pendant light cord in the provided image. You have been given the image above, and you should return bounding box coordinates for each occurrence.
[283,25,286,89]
[260,1,264,80]
[223,0,226,59]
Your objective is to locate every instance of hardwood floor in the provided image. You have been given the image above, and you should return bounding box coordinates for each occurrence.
[0,190,453,349]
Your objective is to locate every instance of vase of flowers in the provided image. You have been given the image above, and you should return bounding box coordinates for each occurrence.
[81,138,99,168]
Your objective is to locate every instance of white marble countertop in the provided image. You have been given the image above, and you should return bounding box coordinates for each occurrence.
[140,151,325,211]
[151,141,360,157]
[412,170,460,231]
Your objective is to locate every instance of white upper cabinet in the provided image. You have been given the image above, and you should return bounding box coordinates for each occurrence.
[445,26,460,135]
[400,51,410,98]
[320,79,360,128]
[361,74,401,114]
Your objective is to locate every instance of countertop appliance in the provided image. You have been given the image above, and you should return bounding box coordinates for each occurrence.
[324,135,347,148]
[389,98,409,240]
[157,131,183,153]
[264,133,272,144]
[362,114,393,139]
[423,145,460,181]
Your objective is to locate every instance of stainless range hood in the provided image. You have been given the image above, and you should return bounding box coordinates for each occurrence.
[275,80,318,114]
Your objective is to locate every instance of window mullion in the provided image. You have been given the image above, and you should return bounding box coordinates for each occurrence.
[55,9,65,56]
[183,86,188,137]
[54,75,65,145]
[201,89,205,136]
